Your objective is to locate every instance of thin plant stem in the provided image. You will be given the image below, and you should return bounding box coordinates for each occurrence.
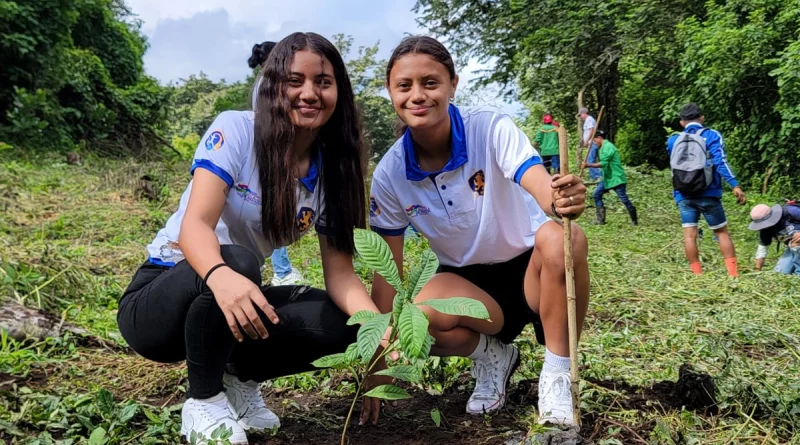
[340,341,396,445]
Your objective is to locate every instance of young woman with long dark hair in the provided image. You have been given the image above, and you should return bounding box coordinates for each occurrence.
[117,32,379,444]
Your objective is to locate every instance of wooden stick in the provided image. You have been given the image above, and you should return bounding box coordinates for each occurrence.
[578,105,605,177]
[556,125,581,426]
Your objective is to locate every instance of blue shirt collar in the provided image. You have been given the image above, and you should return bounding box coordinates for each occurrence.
[403,103,468,181]
[299,142,322,193]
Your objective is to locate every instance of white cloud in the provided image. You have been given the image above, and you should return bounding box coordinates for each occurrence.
[125,0,522,113]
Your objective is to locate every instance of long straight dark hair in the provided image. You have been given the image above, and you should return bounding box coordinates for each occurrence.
[254,32,366,254]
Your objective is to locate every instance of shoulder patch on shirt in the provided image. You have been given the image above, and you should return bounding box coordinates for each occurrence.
[405,204,431,218]
[205,130,225,151]
[468,170,485,197]
[297,207,315,232]
[369,195,381,217]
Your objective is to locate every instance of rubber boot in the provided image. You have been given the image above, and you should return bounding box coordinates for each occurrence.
[593,207,606,225]
[628,206,638,226]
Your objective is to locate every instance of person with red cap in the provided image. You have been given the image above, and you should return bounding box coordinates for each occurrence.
[534,113,560,174]
[748,202,800,275]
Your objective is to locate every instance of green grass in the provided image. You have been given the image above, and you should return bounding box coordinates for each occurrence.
[0,153,798,444]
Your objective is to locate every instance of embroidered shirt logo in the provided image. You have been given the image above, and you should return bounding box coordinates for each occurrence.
[205,130,225,151]
[369,196,381,217]
[469,170,485,197]
[297,207,315,232]
[405,204,431,218]
[233,183,261,205]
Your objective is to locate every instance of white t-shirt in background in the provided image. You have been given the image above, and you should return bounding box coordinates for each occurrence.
[582,115,596,144]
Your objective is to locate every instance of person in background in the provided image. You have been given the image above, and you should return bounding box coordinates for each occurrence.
[534,113,560,174]
[249,41,303,285]
[582,130,638,225]
[748,202,800,275]
[666,103,746,277]
[578,107,602,181]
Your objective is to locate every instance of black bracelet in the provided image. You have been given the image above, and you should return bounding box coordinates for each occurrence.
[203,262,228,284]
[551,202,563,219]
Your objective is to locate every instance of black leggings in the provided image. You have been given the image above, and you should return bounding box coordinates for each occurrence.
[117,244,358,399]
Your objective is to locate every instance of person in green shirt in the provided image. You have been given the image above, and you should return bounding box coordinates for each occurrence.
[533,114,560,174]
[582,130,638,225]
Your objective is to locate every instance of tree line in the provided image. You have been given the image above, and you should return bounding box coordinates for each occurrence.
[415,0,800,194]
[2,0,797,194]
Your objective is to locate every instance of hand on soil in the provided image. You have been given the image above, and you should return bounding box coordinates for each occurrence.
[360,354,393,425]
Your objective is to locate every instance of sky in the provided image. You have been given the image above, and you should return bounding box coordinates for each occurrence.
[125,0,523,113]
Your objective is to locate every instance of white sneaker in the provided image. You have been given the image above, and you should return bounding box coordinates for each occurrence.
[271,269,303,286]
[180,393,248,445]
[466,337,520,415]
[537,367,575,425]
[223,372,280,431]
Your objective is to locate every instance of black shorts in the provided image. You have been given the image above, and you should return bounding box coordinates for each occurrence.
[438,247,545,345]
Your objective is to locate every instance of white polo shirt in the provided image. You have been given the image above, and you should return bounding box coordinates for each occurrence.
[582,115,596,144]
[146,110,326,266]
[369,104,549,267]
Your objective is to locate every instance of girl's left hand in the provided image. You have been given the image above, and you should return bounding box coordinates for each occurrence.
[551,173,586,218]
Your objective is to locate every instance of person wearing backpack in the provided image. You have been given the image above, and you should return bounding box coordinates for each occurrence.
[748,202,800,275]
[666,103,746,277]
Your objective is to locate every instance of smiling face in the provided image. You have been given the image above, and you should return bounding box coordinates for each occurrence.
[386,53,458,131]
[286,50,337,130]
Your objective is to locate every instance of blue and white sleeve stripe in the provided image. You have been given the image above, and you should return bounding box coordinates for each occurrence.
[513,155,543,184]
[191,159,235,189]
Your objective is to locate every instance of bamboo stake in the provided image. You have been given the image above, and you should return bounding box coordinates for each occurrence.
[556,125,581,427]
[578,105,605,177]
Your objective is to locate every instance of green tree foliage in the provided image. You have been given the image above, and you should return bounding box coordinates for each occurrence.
[414,0,800,194]
[332,34,397,159]
[0,0,169,154]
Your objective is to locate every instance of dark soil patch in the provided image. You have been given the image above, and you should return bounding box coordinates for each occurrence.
[587,363,718,415]
[254,385,526,445]
[0,368,49,389]
[250,379,662,445]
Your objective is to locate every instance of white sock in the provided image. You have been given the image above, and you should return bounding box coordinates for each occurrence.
[194,392,226,403]
[543,348,570,372]
[468,333,489,360]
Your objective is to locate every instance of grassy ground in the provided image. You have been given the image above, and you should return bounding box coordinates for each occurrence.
[0,152,798,444]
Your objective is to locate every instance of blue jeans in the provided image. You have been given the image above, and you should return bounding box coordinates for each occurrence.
[271,247,293,278]
[775,247,800,275]
[594,182,635,211]
[587,143,602,180]
[542,155,560,174]
[677,197,727,230]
